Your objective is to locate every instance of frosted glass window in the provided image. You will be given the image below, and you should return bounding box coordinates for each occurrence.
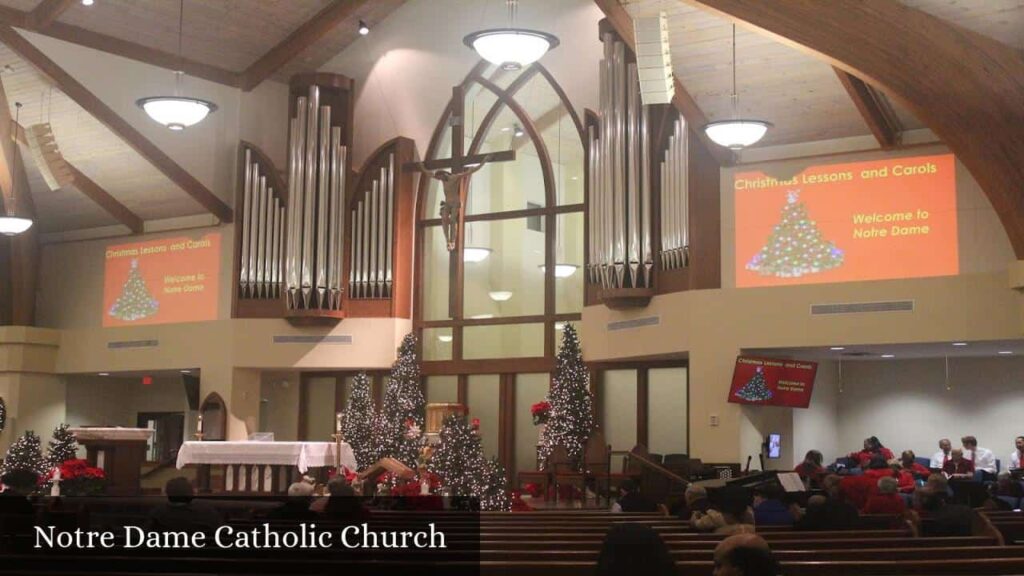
[464,323,544,359]
[422,226,450,321]
[601,370,637,452]
[514,373,550,477]
[648,367,688,456]
[425,376,458,404]
[467,375,501,460]
[422,328,454,361]
[555,212,584,313]
[463,218,544,318]
[302,377,336,441]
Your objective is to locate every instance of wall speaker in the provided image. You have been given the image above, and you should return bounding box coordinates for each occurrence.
[633,12,675,105]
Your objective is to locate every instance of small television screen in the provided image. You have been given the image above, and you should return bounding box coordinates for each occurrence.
[767,433,781,459]
[728,356,818,408]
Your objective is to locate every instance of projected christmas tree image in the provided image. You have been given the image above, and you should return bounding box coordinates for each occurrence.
[734,366,774,402]
[108,259,159,322]
[746,190,844,278]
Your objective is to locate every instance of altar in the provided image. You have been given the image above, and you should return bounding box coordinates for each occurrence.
[176,441,356,494]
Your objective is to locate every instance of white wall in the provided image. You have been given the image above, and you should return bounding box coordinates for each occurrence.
[831,356,1024,466]
[793,361,840,464]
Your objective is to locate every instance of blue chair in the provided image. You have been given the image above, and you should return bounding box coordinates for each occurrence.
[914,457,932,470]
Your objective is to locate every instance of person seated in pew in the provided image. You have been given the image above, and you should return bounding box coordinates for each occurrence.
[595,523,676,576]
[315,477,369,523]
[992,471,1023,508]
[794,475,859,531]
[848,436,895,468]
[266,481,319,521]
[691,485,754,534]
[930,438,953,470]
[145,476,223,534]
[961,435,996,480]
[913,474,951,510]
[918,491,974,537]
[897,450,930,493]
[712,533,780,576]
[942,448,975,480]
[751,483,794,527]
[676,484,712,521]
[611,478,658,513]
[1009,436,1024,471]
[862,476,906,515]
[862,454,898,482]
[793,450,826,488]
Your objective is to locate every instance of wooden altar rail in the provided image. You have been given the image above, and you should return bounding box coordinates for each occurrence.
[196,464,295,495]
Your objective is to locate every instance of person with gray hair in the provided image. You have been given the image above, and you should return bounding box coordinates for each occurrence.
[266,481,318,521]
[861,475,906,514]
[676,484,711,521]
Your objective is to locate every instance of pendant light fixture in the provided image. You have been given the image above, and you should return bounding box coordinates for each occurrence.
[704,25,771,150]
[136,0,217,131]
[464,0,559,71]
[0,102,33,236]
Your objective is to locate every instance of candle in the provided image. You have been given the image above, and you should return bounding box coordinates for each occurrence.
[197,414,204,434]
[335,412,342,433]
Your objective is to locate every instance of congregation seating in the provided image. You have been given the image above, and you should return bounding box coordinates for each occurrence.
[982,510,1024,545]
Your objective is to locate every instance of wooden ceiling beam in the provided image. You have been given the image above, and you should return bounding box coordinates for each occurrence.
[0,25,234,223]
[683,0,1024,257]
[27,0,77,30]
[592,0,734,166]
[66,163,143,234]
[0,5,241,88]
[833,68,901,149]
[241,0,371,91]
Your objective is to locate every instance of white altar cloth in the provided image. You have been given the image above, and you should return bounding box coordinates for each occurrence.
[176,441,356,473]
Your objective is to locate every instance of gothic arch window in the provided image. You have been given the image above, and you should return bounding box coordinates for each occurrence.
[415,62,586,370]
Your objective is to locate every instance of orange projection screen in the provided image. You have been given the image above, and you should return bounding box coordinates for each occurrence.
[734,154,958,288]
[102,233,221,327]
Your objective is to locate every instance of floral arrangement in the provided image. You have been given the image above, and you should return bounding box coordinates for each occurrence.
[44,459,106,496]
[530,401,551,426]
[522,482,544,498]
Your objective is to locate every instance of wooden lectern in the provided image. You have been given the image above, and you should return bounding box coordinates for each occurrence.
[70,427,153,496]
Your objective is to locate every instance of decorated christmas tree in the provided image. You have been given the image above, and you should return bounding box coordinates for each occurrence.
[46,423,79,468]
[0,396,6,433]
[746,190,844,278]
[430,414,485,498]
[377,333,426,468]
[734,366,774,402]
[1,430,48,484]
[341,372,378,470]
[479,457,511,512]
[539,324,594,470]
[108,259,160,321]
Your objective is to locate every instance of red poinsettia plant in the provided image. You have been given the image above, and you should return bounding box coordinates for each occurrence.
[44,459,106,496]
[531,401,551,425]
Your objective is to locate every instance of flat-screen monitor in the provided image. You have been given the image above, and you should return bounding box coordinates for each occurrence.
[767,433,781,459]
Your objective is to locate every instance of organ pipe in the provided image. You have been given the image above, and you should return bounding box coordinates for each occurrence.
[238,145,287,300]
[348,152,398,299]
[283,85,348,311]
[660,117,688,270]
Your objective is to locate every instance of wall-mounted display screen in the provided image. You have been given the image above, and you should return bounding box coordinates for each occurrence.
[735,154,958,287]
[102,233,221,327]
[729,356,817,409]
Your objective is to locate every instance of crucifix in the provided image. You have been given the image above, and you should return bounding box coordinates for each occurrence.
[404,85,516,318]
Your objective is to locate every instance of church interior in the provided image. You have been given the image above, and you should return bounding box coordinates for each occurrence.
[2,0,1024,574]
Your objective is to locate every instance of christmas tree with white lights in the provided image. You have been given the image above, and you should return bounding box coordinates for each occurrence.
[46,423,79,468]
[539,324,594,471]
[734,366,774,402]
[430,414,510,511]
[341,372,378,470]
[377,333,426,468]
[1,430,48,486]
[108,259,159,321]
[746,190,844,278]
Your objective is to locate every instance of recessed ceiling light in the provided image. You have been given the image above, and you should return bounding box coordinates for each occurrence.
[81,0,94,5]
[98,372,109,376]
[881,354,895,359]
[951,342,967,346]
[829,346,845,351]
[471,314,494,319]
[998,351,1013,355]
[438,335,453,343]
[488,291,513,302]
[358,20,369,35]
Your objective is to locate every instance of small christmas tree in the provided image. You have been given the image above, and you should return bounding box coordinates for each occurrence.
[377,333,426,468]
[479,457,511,512]
[746,190,844,278]
[108,259,160,322]
[1,430,48,484]
[734,366,774,402]
[539,324,594,470]
[47,423,79,468]
[341,372,378,470]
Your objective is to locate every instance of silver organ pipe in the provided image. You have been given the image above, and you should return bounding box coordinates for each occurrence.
[660,117,688,270]
[283,87,348,311]
[238,145,287,300]
[589,33,655,289]
[347,152,398,300]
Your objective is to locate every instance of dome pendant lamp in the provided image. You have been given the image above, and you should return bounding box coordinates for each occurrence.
[704,25,771,150]
[0,102,33,236]
[464,0,559,71]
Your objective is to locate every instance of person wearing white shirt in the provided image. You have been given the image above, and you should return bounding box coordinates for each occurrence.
[961,435,996,477]
[930,438,952,470]
[1009,436,1024,471]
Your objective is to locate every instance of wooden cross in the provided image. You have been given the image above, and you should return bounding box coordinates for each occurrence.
[404,85,516,318]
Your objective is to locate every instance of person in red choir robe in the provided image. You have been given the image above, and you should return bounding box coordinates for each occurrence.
[862,476,907,515]
[1008,436,1024,471]
[942,449,974,479]
[897,451,930,493]
[849,436,895,468]
[794,450,826,487]
[930,439,952,470]
[862,455,897,482]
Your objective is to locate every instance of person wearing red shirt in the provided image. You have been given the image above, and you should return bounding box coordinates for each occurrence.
[862,455,897,482]
[849,436,895,468]
[862,477,907,515]
[899,450,930,476]
[794,450,826,488]
[942,449,974,479]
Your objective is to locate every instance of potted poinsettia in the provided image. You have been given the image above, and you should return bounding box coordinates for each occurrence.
[531,401,551,426]
[45,459,106,496]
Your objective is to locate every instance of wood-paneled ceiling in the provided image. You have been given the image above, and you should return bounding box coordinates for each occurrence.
[621,0,1024,147]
